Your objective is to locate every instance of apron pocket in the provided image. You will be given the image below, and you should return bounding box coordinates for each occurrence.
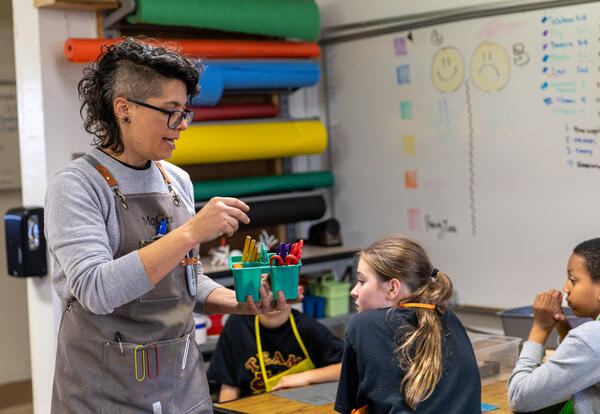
[175,330,213,414]
[101,331,209,413]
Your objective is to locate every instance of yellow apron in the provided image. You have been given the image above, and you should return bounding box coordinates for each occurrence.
[254,312,316,392]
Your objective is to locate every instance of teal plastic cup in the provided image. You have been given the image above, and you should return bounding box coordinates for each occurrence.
[270,260,301,301]
[229,255,263,302]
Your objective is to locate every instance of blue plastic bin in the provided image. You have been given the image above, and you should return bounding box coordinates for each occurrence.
[497,306,592,348]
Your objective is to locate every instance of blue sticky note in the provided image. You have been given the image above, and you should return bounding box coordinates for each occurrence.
[396,65,411,85]
[481,402,499,411]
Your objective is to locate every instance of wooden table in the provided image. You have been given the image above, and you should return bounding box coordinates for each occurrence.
[216,379,512,413]
[482,379,511,413]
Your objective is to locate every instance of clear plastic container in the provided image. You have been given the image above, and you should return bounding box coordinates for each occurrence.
[468,332,521,385]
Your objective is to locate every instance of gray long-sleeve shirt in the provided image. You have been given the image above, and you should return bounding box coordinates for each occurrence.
[508,320,600,413]
[45,147,222,315]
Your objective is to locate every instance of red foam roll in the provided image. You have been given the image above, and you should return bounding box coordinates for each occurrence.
[189,104,279,122]
[64,38,321,63]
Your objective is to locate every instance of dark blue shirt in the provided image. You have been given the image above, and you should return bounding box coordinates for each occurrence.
[335,307,481,414]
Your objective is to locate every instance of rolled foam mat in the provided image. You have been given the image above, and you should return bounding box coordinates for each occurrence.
[168,120,327,164]
[127,0,320,42]
[237,195,327,229]
[192,61,320,106]
[193,171,334,201]
[64,38,321,63]
[190,104,278,122]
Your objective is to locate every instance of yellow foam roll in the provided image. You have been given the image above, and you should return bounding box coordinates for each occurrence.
[168,120,327,165]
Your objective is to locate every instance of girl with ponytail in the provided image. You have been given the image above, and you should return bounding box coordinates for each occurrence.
[334,234,481,413]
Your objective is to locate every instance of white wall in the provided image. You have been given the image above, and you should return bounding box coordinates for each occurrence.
[12,1,96,411]
[316,0,559,29]
[0,0,29,386]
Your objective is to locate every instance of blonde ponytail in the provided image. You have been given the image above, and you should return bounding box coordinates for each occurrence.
[360,235,453,410]
[396,271,453,409]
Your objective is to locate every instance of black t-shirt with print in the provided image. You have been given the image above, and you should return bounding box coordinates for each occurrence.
[207,309,344,396]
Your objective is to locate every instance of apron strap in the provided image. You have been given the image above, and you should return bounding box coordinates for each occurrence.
[255,316,270,391]
[288,312,311,360]
[255,312,313,392]
[83,154,129,210]
[155,161,182,207]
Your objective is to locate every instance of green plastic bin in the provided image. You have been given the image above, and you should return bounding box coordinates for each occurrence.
[319,274,351,317]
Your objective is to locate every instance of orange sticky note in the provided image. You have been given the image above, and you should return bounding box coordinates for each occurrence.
[405,169,418,189]
[402,135,415,155]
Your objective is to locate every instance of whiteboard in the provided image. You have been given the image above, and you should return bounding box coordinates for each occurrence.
[0,83,20,189]
[325,3,600,308]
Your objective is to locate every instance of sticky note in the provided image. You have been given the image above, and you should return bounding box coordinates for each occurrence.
[407,209,422,232]
[396,65,411,85]
[481,402,499,411]
[394,37,407,56]
[400,101,413,119]
[404,170,418,189]
[402,135,416,155]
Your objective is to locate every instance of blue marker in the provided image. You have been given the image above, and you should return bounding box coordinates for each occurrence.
[157,220,167,237]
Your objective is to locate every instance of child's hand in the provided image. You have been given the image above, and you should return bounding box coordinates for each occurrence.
[532,290,562,331]
[545,289,566,322]
[271,372,311,391]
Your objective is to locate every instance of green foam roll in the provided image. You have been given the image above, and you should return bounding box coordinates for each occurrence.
[127,0,320,42]
[193,171,334,201]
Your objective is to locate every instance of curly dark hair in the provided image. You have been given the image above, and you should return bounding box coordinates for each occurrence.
[78,37,201,154]
[573,238,600,281]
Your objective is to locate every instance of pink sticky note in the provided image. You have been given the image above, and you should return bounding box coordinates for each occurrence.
[407,209,422,232]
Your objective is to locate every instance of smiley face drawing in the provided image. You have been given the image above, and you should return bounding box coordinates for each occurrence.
[431,47,465,93]
[470,41,510,92]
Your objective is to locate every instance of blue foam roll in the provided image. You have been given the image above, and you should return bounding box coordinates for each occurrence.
[192,61,321,106]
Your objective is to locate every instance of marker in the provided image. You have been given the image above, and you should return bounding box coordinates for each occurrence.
[115,331,124,356]
[156,220,167,237]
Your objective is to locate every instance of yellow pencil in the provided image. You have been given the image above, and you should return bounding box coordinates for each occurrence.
[241,235,251,262]
[247,239,256,262]
[253,246,259,261]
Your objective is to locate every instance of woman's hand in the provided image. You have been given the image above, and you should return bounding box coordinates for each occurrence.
[239,279,304,315]
[188,197,250,244]
[271,372,311,391]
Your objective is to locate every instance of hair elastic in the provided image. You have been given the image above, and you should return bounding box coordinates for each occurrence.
[431,268,439,278]
[399,303,436,310]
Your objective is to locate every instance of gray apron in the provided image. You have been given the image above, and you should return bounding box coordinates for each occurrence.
[51,155,212,414]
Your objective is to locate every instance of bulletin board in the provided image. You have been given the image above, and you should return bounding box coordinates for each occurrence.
[325,2,600,308]
[0,83,20,189]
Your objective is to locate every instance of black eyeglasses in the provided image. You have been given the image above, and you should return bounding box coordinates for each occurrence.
[126,98,195,129]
